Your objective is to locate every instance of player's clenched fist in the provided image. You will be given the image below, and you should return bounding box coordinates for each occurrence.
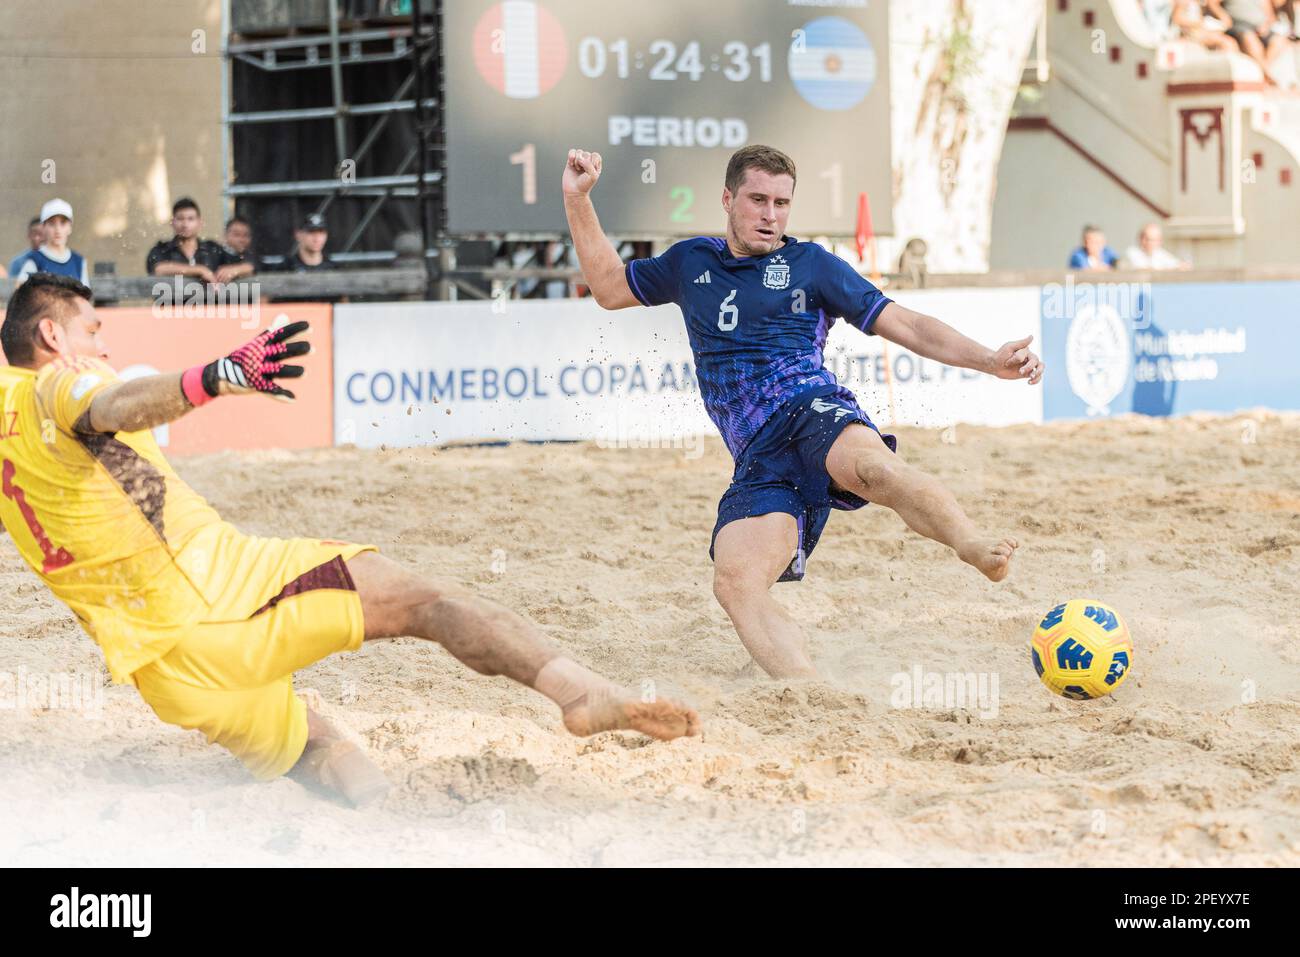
[182,321,312,406]
[562,148,603,196]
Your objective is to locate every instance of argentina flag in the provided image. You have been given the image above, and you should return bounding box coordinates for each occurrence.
[788,16,878,112]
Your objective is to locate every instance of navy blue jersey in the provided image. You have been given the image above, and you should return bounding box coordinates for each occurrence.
[14,247,88,285]
[625,235,891,458]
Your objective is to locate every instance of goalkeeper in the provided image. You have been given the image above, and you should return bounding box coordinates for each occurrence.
[0,274,700,807]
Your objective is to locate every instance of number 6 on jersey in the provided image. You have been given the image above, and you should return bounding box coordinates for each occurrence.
[718,288,739,331]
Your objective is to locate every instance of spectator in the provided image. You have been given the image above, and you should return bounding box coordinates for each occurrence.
[8,217,43,278]
[146,197,252,283]
[1142,0,1177,40]
[13,199,89,286]
[1274,1,1300,85]
[1279,0,1300,37]
[1122,223,1191,269]
[222,215,258,267]
[271,213,341,303]
[1068,225,1119,271]
[278,213,337,273]
[1174,0,1241,51]
[1208,0,1285,81]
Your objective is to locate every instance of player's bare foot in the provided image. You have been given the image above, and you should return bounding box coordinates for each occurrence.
[561,687,701,741]
[294,704,391,808]
[308,739,392,808]
[957,537,1018,582]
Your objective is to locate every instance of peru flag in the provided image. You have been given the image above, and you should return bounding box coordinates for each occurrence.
[473,1,567,100]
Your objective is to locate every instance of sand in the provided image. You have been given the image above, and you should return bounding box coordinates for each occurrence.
[1,411,1298,866]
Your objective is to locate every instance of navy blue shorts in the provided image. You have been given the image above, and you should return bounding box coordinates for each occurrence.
[709,384,898,582]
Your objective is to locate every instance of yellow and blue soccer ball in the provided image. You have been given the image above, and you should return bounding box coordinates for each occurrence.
[1030,599,1133,700]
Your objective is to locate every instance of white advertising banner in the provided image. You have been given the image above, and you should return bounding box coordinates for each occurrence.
[332,288,1042,449]
[827,286,1044,428]
[332,299,712,450]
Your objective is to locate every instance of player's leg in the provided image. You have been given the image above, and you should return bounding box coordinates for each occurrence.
[344,551,700,740]
[824,423,1018,581]
[131,648,391,808]
[289,697,391,808]
[712,513,819,679]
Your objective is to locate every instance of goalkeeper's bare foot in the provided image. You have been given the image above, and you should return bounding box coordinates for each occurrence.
[312,740,391,808]
[561,687,701,741]
[292,705,390,808]
[534,657,702,741]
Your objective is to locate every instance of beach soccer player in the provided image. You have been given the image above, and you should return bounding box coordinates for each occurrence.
[0,273,700,806]
[563,145,1043,679]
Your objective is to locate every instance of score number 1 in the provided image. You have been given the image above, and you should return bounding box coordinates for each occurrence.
[510,143,537,204]
[509,145,839,230]
[819,161,843,219]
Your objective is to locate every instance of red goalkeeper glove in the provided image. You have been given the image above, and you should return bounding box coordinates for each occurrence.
[181,321,311,406]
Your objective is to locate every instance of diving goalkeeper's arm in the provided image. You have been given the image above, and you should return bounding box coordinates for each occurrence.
[83,322,312,434]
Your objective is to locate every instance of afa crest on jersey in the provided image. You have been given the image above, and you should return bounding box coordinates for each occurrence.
[763,255,791,290]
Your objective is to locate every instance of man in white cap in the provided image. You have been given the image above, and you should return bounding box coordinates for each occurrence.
[13,199,90,286]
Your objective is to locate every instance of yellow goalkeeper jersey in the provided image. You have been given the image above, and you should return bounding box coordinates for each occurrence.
[0,356,226,682]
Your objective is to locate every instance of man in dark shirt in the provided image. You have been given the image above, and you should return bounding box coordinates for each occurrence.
[272,214,341,303]
[146,198,253,283]
[222,215,261,272]
[279,214,337,272]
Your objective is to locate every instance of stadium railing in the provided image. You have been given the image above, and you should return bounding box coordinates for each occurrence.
[5,264,1300,308]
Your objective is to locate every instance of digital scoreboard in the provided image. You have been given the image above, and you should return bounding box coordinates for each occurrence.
[444,0,892,236]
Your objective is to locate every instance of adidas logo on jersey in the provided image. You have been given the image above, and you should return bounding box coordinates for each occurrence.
[694,271,711,284]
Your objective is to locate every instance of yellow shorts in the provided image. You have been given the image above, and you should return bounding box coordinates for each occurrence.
[131,527,377,781]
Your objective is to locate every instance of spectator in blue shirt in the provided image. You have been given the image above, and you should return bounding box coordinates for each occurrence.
[1068,225,1119,271]
[12,199,89,286]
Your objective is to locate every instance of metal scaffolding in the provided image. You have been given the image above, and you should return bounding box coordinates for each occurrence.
[221,0,445,286]
[218,1,651,303]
